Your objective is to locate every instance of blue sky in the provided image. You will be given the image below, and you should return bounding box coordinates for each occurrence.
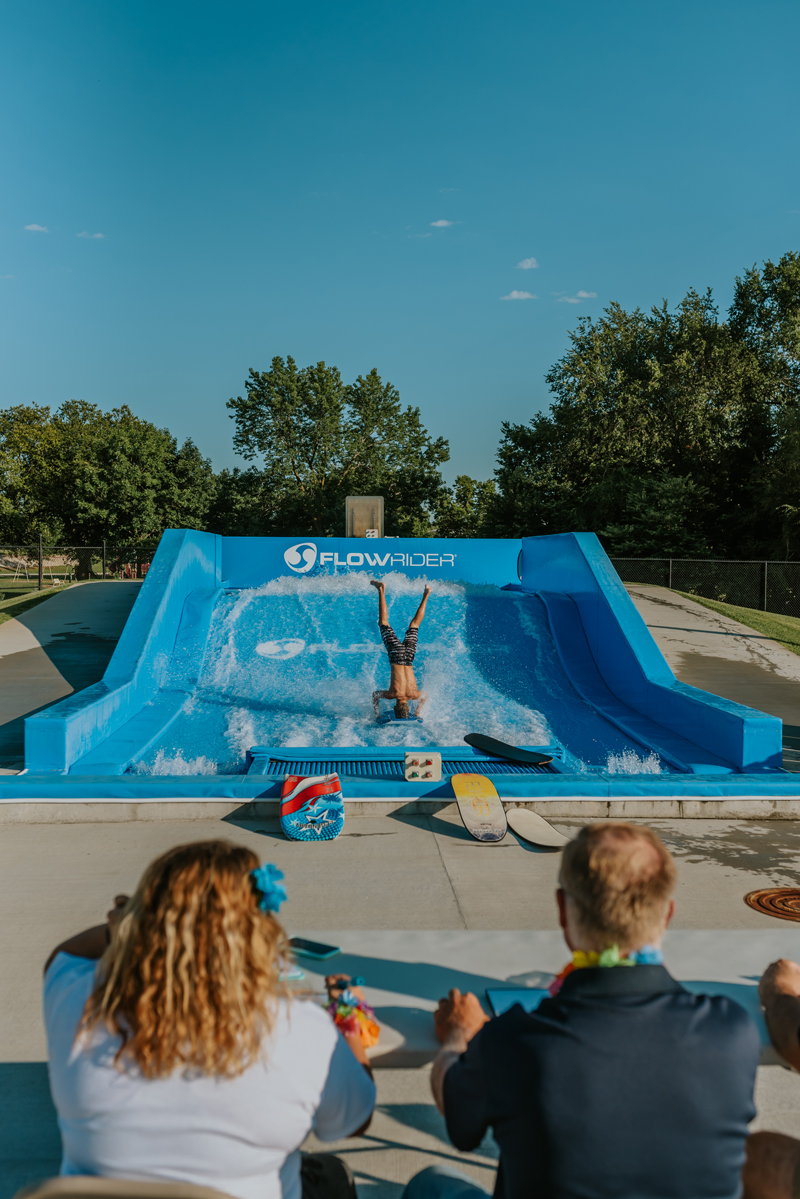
[1,0,798,483]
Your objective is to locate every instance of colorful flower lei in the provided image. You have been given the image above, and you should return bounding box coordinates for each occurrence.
[327,981,381,1049]
[548,943,663,996]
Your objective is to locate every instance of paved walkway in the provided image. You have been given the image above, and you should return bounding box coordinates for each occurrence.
[627,585,800,770]
[4,586,800,1194]
[0,582,140,771]
[4,812,800,1195]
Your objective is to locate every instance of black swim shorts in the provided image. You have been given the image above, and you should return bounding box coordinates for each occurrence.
[379,623,418,666]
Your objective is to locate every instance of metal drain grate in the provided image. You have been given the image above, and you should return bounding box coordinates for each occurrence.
[267,758,554,777]
[744,888,800,921]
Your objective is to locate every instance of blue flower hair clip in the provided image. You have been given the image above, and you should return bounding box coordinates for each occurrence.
[251,863,287,913]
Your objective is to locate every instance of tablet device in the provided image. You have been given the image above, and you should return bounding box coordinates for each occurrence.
[485,988,550,1017]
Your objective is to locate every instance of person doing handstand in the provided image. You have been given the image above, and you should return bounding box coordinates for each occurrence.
[371,579,430,720]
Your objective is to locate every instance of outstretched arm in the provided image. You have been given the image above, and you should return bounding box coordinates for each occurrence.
[45,895,129,974]
[370,579,389,625]
[410,586,432,629]
[415,691,427,714]
[372,689,390,715]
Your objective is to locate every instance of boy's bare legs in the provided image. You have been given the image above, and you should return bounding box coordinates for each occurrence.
[410,586,432,628]
[370,579,389,626]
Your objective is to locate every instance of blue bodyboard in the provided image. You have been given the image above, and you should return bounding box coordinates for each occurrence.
[377,712,423,725]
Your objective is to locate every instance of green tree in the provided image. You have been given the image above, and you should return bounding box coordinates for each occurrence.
[206,467,270,536]
[730,252,800,556]
[601,475,711,557]
[0,403,62,542]
[729,250,800,389]
[226,357,449,536]
[45,401,214,543]
[1,400,215,545]
[433,475,496,537]
[489,282,782,556]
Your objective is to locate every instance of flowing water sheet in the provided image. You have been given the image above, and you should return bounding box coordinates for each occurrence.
[133,572,664,775]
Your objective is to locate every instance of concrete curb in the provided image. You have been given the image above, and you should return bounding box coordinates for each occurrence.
[3,797,800,822]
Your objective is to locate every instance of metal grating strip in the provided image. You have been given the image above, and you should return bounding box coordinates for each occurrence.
[268,758,554,777]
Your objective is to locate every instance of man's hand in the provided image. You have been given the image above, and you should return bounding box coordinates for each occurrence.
[759,958,800,1071]
[430,989,489,1117]
[434,988,490,1050]
[760,958,800,1002]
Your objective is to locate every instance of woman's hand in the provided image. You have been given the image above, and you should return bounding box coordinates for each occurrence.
[44,894,131,975]
[107,895,130,933]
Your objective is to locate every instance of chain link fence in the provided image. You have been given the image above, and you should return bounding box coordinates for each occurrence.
[0,542,160,599]
[4,543,799,619]
[610,557,800,617]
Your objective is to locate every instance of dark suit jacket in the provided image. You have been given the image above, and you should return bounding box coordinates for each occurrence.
[443,965,760,1199]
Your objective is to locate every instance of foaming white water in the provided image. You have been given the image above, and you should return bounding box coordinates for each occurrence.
[256,571,466,598]
[225,707,258,760]
[140,749,219,776]
[196,572,555,754]
[133,571,664,774]
[605,750,663,774]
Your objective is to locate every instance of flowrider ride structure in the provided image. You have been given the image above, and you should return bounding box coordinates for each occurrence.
[1,529,795,803]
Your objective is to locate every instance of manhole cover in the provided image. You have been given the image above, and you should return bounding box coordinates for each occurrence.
[744,888,800,921]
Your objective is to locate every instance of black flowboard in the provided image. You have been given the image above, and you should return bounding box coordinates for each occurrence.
[464,733,553,767]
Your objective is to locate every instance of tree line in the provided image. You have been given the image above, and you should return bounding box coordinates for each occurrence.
[2,251,798,556]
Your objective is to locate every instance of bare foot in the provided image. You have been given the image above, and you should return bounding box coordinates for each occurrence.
[370,579,384,590]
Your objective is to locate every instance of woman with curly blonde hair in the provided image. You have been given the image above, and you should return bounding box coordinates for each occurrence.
[43,840,375,1199]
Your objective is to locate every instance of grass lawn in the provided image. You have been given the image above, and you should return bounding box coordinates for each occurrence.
[0,583,75,628]
[673,591,800,656]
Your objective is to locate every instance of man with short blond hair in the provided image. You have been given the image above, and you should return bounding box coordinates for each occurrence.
[405,822,759,1199]
[559,821,677,950]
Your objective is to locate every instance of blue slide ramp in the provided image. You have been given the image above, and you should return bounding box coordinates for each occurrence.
[8,528,787,801]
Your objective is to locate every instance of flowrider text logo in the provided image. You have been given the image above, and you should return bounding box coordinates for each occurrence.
[283,543,318,573]
[283,541,456,572]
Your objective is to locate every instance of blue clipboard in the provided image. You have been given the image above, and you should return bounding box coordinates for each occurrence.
[485,988,550,1016]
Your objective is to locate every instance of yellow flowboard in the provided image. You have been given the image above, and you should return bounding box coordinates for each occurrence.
[451,773,507,842]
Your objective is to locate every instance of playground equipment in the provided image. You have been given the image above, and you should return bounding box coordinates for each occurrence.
[2,528,796,802]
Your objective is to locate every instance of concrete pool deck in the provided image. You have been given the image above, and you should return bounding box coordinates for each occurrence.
[625,585,800,771]
[5,812,800,1196]
[0,582,141,772]
[5,583,800,1194]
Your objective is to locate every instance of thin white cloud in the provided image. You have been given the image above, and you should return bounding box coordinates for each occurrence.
[558,290,598,303]
[517,257,539,270]
[77,231,105,239]
[439,188,458,193]
[24,224,48,232]
[1,274,13,279]
[411,232,432,238]
[430,219,453,227]
[501,290,536,301]
[576,290,597,298]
